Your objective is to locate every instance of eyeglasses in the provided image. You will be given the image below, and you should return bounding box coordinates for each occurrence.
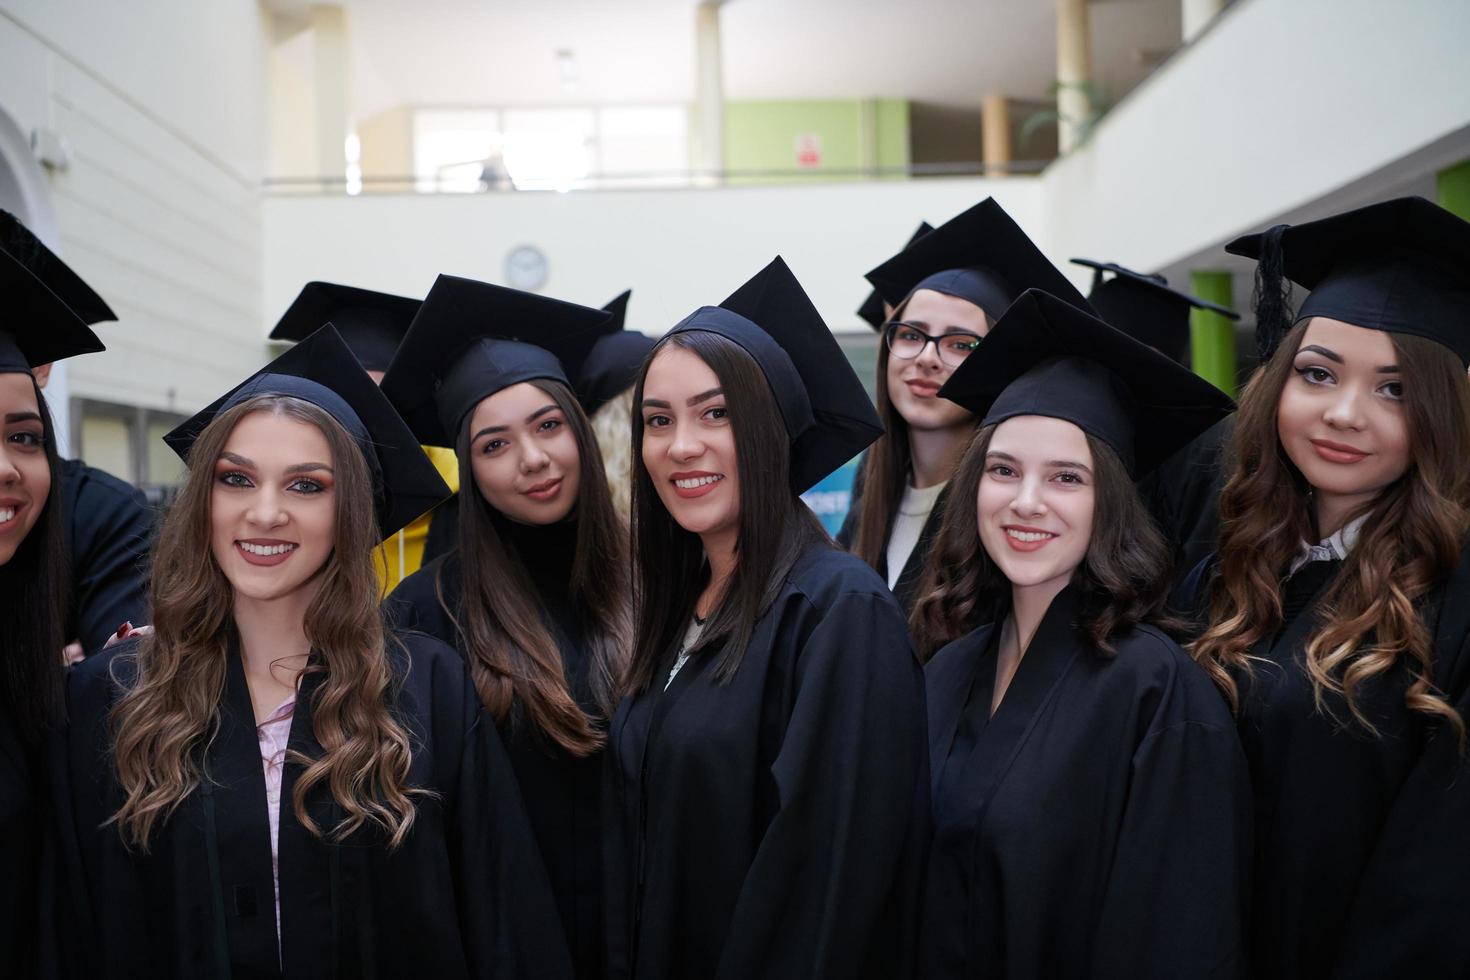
[883,322,983,368]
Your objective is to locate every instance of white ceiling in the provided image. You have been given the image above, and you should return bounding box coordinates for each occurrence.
[338,0,1184,120]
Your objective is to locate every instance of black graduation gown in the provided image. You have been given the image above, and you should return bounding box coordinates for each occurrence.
[1,717,46,977]
[53,629,573,980]
[922,585,1251,980]
[420,492,460,567]
[836,459,949,614]
[61,459,153,654]
[1225,545,1470,979]
[1140,416,1233,584]
[384,518,605,980]
[604,544,931,980]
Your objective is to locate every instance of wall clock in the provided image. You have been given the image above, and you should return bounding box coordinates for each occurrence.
[504,244,548,291]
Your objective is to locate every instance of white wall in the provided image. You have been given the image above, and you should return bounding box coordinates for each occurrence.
[1042,0,1470,288]
[261,178,1046,336]
[0,1,269,416]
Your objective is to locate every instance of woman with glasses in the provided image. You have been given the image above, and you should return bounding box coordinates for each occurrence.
[839,198,1096,615]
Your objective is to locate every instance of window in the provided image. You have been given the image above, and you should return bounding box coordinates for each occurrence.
[411,104,690,191]
[73,399,190,503]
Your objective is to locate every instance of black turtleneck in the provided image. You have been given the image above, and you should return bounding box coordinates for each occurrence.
[496,515,592,697]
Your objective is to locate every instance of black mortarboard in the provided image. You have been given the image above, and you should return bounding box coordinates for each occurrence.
[381,274,612,448]
[164,325,450,540]
[663,256,883,494]
[864,198,1093,321]
[856,222,934,331]
[938,289,1235,477]
[0,247,106,373]
[1227,196,1470,364]
[270,281,421,372]
[577,290,657,416]
[601,289,631,332]
[1072,258,1239,363]
[0,210,116,326]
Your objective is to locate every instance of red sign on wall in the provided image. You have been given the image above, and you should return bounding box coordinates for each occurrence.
[796,133,822,168]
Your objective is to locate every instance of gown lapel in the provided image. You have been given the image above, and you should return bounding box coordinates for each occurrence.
[622,641,717,971]
[925,623,993,791]
[1265,560,1342,665]
[276,660,341,978]
[210,641,288,976]
[941,587,1087,834]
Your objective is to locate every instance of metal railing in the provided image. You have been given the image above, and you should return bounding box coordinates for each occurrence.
[262,160,1051,196]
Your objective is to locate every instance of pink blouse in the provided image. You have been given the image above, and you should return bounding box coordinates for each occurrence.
[257,693,296,950]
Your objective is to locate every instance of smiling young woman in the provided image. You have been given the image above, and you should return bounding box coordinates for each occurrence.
[0,247,105,976]
[1189,197,1470,979]
[839,198,1095,613]
[1,211,156,661]
[605,258,930,980]
[54,327,570,979]
[910,290,1247,979]
[380,275,630,979]
[267,279,462,594]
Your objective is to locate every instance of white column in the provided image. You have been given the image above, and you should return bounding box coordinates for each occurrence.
[1055,0,1092,155]
[311,5,350,187]
[694,1,725,184]
[982,94,1012,175]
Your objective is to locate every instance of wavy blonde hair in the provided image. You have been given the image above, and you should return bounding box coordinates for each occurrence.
[109,396,425,851]
[591,386,636,523]
[1192,323,1470,745]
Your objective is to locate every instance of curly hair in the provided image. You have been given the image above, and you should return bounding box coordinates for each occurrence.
[910,422,1176,660]
[1191,322,1470,745]
[591,386,636,523]
[109,396,425,851]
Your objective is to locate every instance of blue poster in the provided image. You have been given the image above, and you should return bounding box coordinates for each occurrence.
[801,455,861,537]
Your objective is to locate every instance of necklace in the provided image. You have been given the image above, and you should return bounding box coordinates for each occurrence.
[665,614,707,690]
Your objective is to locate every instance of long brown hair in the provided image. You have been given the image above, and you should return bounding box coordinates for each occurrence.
[850,294,980,568]
[109,396,424,851]
[910,423,1176,660]
[1192,322,1470,743]
[627,331,831,694]
[0,376,69,743]
[445,378,630,757]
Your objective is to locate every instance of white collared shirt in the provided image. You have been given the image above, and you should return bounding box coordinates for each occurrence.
[1288,513,1369,575]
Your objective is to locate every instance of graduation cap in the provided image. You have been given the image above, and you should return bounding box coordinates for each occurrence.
[577,290,658,417]
[381,274,613,448]
[163,325,451,541]
[270,281,421,373]
[665,256,883,494]
[856,222,934,331]
[1227,196,1470,364]
[1072,258,1239,363]
[864,198,1093,321]
[0,210,117,326]
[0,247,106,373]
[938,289,1235,477]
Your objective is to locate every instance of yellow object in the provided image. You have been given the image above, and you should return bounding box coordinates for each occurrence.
[374,445,460,595]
